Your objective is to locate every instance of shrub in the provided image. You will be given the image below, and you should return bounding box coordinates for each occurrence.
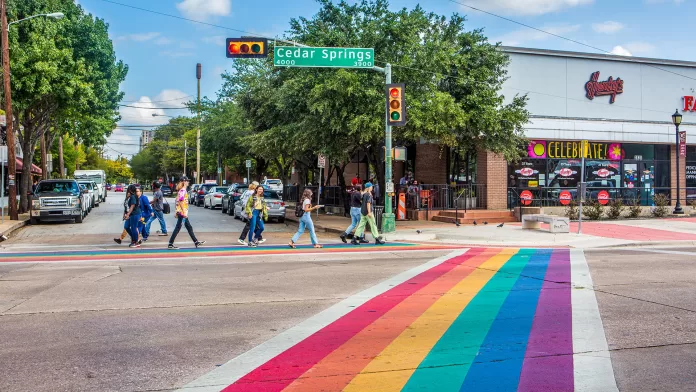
[628,198,642,218]
[606,199,625,220]
[584,199,604,220]
[564,200,578,220]
[651,194,670,218]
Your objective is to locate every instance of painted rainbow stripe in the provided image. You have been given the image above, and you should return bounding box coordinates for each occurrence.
[0,243,464,263]
[207,248,616,392]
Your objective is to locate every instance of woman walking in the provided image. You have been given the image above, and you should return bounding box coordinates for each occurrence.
[136,187,153,242]
[168,177,205,250]
[340,184,365,243]
[124,185,142,248]
[237,182,264,245]
[114,187,138,245]
[244,185,268,247]
[289,188,323,249]
[352,182,385,245]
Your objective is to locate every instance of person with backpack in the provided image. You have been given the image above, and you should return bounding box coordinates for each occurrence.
[289,188,323,249]
[352,182,385,245]
[245,184,268,247]
[340,184,367,244]
[168,177,205,250]
[149,182,168,236]
[136,187,153,242]
[237,182,264,245]
[124,184,142,248]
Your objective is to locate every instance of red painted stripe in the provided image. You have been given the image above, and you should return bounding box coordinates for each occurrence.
[221,248,488,392]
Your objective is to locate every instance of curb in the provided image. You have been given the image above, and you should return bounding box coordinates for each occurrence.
[0,218,29,239]
[285,215,346,235]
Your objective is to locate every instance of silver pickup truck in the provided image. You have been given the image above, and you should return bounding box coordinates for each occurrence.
[30,179,88,224]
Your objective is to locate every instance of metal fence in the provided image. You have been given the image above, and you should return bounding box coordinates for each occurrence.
[398,184,487,211]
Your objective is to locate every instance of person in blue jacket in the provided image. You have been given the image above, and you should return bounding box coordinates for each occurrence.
[136,187,154,242]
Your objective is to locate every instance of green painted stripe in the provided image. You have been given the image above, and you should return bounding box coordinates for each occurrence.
[402,248,536,391]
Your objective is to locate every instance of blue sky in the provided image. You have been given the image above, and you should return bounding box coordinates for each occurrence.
[83,0,694,158]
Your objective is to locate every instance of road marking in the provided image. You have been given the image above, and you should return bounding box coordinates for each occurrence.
[614,248,696,256]
[177,249,471,392]
[570,248,619,392]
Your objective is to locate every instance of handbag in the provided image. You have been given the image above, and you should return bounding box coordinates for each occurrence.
[163,198,171,214]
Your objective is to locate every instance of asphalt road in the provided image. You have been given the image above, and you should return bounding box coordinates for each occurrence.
[1,197,695,391]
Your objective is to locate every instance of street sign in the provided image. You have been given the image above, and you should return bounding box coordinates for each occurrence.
[597,190,610,205]
[273,47,374,68]
[246,160,252,168]
[317,154,326,169]
[559,190,572,206]
[679,131,687,157]
[385,181,394,193]
[0,146,6,163]
[520,190,533,206]
[217,167,222,174]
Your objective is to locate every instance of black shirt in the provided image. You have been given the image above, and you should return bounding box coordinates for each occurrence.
[128,194,141,216]
[350,191,362,208]
[361,193,374,216]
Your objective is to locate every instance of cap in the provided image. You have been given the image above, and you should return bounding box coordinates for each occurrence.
[179,176,190,182]
[364,182,373,189]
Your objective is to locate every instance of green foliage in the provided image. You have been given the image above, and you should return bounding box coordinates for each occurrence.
[651,194,669,218]
[606,199,625,220]
[584,199,604,221]
[628,198,642,218]
[564,200,578,220]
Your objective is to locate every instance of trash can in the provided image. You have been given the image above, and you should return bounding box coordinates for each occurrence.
[374,206,384,231]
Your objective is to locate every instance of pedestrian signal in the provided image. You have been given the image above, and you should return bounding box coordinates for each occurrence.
[226,38,268,59]
[386,83,406,126]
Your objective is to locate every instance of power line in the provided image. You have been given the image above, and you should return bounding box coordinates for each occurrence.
[119,104,190,110]
[120,94,193,103]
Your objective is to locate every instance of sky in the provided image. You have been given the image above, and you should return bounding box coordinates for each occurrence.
[75,0,696,158]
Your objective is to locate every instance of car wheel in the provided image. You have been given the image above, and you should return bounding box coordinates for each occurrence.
[75,213,84,223]
[222,205,227,213]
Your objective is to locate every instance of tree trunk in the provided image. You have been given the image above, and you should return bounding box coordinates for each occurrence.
[58,134,64,178]
[74,138,79,171]
[19,139,38,213]
[40,132,47,180]
[335,163,349,217]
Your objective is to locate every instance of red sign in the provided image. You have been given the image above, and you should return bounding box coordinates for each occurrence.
[597,190,610,205]
[585,71,624,104]
[520,190,533,206]
[559,191,572,206]
[679,131,687,157]
[684,96,696,112]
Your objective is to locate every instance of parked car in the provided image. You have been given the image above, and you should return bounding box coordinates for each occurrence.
[195,183,217,207]
[188,184,201,204]
[77,180,99,209]
[263,179,283,193]
[31,179,88,224]
[161,185,173,197]
[106,183,112,191]
[224,184,248,215]
[114,184,124,192]
[203,186,228,209]
[234,189,285,223]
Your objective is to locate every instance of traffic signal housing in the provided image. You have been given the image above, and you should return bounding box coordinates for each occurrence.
[386,83,406,126]
[226,38,268,59]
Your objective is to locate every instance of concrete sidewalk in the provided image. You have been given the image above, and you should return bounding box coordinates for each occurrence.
[287,211,696,249]
[0,214,30,240]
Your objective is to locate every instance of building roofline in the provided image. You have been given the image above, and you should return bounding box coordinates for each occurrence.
[500,46,696,69]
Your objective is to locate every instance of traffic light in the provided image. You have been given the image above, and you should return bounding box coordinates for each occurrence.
[226,38,268,59]
[386,83,406,126]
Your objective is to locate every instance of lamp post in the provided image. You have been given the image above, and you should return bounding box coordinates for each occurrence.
[1,5,64,220]
[672,109,684,215]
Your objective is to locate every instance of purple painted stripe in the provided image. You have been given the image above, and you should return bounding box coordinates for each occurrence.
[518,249,574,392]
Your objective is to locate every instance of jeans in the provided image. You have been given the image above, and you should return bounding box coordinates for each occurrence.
[354,214,380,240]
[344,207,361,235]
[248,209,265,242]
[292,213,318,245]
[126,214,140,244]
[239,219,263,241]
[169,215,199,245]
[152,210,167,234]
[141,214,155,239]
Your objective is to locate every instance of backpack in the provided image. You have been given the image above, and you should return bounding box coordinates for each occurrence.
[295,200,306,217]
[240,191,252,219]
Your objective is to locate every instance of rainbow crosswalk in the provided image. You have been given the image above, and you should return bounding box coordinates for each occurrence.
[183,247,616,392]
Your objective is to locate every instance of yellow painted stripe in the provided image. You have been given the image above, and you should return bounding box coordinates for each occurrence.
[343,248,519,392]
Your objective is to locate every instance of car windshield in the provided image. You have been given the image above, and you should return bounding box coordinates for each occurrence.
[213,187,227,193]
[37,182,79,195]
[264,191,281,199]
[266,180,281,184]
[78,182,93,190]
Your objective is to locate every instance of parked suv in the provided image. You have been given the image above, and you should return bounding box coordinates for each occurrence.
[31,180,88,224]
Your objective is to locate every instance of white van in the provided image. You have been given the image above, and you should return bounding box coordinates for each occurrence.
[74,170,107,202]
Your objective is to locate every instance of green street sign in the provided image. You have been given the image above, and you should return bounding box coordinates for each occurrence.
[273,47,374,68]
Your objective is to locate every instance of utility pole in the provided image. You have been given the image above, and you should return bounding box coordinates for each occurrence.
[217,150,221,186]
[196,63,201,185]
[1,0,18,220]
[373,63,395,233]
[183,140,187,177]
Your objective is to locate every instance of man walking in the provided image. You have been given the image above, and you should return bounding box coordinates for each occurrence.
[352,182,385,245]
[149,182,168,236]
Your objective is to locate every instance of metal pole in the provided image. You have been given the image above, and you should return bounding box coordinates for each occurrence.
[317,167,322,219]
[578,140,585,234]
[183,140,187,177]
[196,63,201,185]
[247,167,250,185]
[381,63,395,233]
[2,159,4,223]
[1,0,18,220]
[675,124,684,214]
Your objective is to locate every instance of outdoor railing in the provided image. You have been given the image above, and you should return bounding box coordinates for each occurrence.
[399,183,487,211]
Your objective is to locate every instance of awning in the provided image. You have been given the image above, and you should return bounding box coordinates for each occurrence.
[12,158,42,175]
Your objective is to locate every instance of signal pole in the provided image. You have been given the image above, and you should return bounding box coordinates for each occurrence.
[373,63,395,233]
[1,0,18,220]
[196,63,201,184]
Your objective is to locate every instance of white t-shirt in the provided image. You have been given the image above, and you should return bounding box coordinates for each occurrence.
[303,199,311,212]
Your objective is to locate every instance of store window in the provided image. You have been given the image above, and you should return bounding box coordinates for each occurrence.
[687,146,696,203]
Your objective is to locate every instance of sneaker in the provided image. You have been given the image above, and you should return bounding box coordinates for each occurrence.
[195,240,206,248]
[113,238,122,245]
[168,244,179,250]
[375,237,386,245]
[253,239,259,246]
[138,239,142,245]
[142,238,148,242]
[248,242,257,247]
[158,233,168,236]
[257,238,266,244]
[237,238,247,245]
[351,238,360,246]
[340,233,347,243]
[359,238,369,244]
[129,242,140,248]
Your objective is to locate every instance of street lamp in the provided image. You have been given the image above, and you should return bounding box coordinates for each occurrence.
[1,4,64,220]
[672,109,684,215]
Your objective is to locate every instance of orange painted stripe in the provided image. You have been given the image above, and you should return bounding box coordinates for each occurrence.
[281,248,503,392]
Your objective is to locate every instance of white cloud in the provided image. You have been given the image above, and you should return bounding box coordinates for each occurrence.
[592,21,625,34]
[176,0,231,21]
[610,45,632,56]
[495,23,581,46]
[462,0,593,16]
[202,35,226,47]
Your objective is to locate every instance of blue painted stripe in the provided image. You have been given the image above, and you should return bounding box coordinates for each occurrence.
[458,249,553,391]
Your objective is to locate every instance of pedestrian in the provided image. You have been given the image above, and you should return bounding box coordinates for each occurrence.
[237,182,265,245]
[352,182,385,245]
[340,184,366,243]
[168,177,205,250]
[289,188,323,249]
[124,184,142,248]
[136,187,153,242]
[114,186,138,245]
[351,174,362,187]
[149,182,168,236]
[372,179,380,206]
[244,184,268,247]
[32,179,38,194]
